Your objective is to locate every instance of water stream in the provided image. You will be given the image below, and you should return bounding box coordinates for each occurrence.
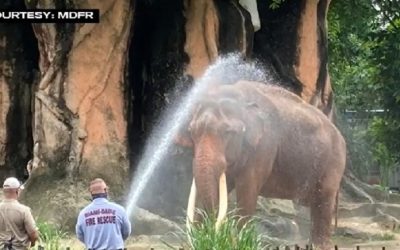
[126,65,213,216]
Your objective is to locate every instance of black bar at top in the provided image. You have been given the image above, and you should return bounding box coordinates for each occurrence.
[0,9,100,23]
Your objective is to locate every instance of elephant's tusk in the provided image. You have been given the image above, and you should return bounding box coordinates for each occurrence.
[186,178,197,230]
[216,172,228,230]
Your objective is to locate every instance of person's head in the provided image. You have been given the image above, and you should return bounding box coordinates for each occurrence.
[3,177,24,199]
[89,178,108,197]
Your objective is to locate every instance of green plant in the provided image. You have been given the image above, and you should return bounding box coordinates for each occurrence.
[371,232,395,241]
[166,210,272,250]
[368,118,398,186]
[269,0,287,9]
[33,221,67,250]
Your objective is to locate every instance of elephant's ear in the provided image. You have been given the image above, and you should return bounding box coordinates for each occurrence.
[173,107,197,148]
[173,120,194,148]
[243,102,264,149]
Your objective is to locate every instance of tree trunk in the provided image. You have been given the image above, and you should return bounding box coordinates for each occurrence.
[253,0,333,118]
[16,0,133,228]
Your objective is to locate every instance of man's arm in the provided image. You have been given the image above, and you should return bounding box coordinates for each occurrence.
[24,208,38,247]
[120,209,131,240]
[75,213,85,243]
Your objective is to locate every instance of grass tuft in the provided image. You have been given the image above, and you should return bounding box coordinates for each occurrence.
[32,221,67,250]
[166,210,271,250]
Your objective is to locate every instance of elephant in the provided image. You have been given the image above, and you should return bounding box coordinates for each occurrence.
[175,80,346,249]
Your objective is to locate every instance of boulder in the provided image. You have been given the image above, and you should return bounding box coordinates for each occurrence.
[130,207,182,236]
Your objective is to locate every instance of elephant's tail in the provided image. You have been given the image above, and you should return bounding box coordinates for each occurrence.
[334,190,339,229]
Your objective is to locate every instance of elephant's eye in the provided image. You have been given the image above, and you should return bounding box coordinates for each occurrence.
[224,123,245,134]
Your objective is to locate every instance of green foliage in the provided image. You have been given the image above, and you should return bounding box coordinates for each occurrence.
[369,128,397,186]
[368,27,400,164]
[269,0,286,10]
[33,221,67,250]
[328,0,400,182]
[335,114,375,177]
[168,210,272,250]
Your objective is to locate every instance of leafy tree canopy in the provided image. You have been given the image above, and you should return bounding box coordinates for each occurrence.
[328,0,400,184]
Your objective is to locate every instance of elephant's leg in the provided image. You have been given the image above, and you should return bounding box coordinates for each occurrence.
[310,188,335,250]
[235,169,259,225]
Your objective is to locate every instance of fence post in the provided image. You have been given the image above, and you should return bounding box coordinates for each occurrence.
[334,245,338,250]
[382,247,385,250]
[356,246,360,250]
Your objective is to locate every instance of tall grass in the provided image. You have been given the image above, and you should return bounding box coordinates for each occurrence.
[167,210,271,250]
[32,221,67,250]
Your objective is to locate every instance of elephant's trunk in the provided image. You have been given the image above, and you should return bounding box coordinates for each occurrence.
[194,159,220,212]
[189,137,228,228]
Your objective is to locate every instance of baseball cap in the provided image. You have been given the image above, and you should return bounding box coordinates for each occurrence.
[3,177,24,190]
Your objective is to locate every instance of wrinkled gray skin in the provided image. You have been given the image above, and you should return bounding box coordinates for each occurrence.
[176,80,346,250]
